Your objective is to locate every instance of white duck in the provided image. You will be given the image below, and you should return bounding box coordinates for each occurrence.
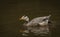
[19,15,51,26]
[19,15,51,36]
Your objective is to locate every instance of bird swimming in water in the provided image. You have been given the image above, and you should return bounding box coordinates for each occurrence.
[19,15,51,36]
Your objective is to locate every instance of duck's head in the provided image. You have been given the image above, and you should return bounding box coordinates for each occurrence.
[19,15,29,22]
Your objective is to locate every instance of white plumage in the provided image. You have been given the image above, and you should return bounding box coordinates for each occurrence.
[19,15,51,36]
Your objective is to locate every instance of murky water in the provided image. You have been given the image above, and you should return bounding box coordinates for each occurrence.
[1,0,60,37]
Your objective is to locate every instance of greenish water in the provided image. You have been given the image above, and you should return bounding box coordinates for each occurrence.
[1,0,60,37]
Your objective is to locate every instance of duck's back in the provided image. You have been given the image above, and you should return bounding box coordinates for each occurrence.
[26,17,46,26]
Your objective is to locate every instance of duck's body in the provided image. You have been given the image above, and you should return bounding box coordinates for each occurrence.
[26,16,50,26]
[19,15,51,36]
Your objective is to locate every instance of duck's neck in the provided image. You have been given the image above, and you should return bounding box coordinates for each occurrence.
[25,17,29,22]
[23,20,29,26]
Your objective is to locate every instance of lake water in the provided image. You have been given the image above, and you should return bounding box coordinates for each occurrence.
[1,0,60,37]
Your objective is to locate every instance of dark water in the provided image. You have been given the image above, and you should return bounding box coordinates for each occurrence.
[0,0,60,37]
